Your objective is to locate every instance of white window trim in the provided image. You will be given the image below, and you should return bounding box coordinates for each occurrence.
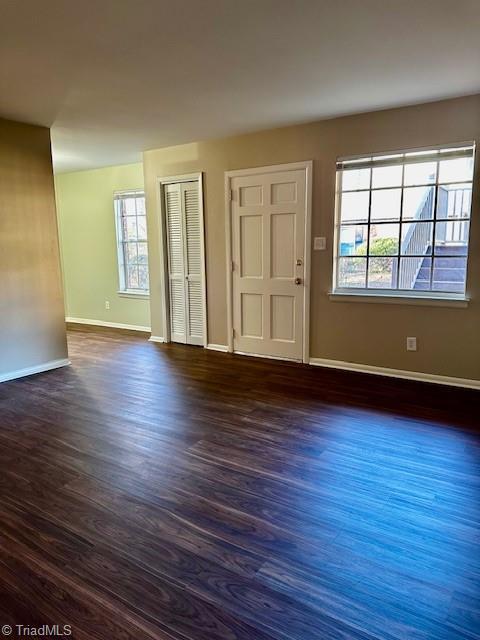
[114,189,150,296]
[117,290,150,299]
[329,290,469,308]
[332,142,476,302]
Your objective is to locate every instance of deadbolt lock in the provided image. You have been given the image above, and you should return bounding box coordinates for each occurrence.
[296,259,303,266]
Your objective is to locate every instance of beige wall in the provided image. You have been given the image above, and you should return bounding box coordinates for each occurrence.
[0,117,67,380]
[55,163,150,329]
[144,95,480,381]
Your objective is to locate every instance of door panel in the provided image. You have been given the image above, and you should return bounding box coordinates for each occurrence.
[241,293,263,338]
[182,182,204,345]
[170,279,186,339]
[165,184,186,343]
[240,215,263,277]
[271,181,297,204]
[185,186,201,275]
[239,184,263,206]
[187,279,203,340]
[271,295,295,341]
[271,213,295,278]
[231,167,307,361]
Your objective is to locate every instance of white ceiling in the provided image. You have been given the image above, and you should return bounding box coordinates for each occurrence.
[1,0,479,173]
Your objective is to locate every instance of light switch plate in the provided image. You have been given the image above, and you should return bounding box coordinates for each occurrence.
[314,237,326,251]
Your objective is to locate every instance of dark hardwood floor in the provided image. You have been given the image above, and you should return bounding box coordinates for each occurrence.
[0,324,479,639]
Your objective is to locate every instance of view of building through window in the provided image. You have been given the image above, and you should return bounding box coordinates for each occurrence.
[334,145,475,295]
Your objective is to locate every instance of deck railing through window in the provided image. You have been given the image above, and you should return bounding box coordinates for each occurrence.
[398,186,435,289]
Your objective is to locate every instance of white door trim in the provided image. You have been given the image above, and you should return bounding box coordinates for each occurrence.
[225,161,312,364]
[155,172,208,346]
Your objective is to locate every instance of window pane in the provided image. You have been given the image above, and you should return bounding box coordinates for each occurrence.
[341,168,370,191]
[368,224,399,256]
[137,241,149,264]
[338,258,367,288]
[436,184,472,219]
[372,165,402,188]
[403,162,437,186]
[438,157,474,183]
[434,221,469,255]
[124,197,137,215]
[432,257,467,293]
[136,197,146,215]
[126,242,138,263]
[399,257,432,290]
[123,216,138,241]
[402,186,434,220]
[127,265,139,288]
[340,191,369,223]
[367,257,397,289]
[138,266,149,290]
[401,222,433,255]
[137,216,148,240]
[370,188,401,221]
[339,225,368,256]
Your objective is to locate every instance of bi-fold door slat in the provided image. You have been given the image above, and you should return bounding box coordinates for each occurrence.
[165,183,187,343]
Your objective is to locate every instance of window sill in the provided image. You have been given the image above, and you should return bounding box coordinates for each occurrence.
[329,291,469,308]
[117,290,150,300]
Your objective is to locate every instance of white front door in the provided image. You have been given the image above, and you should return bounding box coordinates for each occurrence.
[230,166,308,361]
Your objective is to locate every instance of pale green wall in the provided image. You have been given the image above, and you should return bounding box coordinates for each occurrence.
[55,163,151,329]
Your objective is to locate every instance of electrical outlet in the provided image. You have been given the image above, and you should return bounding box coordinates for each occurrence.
[105,300,110,310]
[314,237,326,251]
[406,337,417,351]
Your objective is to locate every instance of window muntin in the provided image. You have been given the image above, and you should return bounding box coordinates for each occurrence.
[334,144,475,297]
[114,190,149,293]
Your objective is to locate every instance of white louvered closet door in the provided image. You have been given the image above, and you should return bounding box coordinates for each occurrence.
[164,180,204,346]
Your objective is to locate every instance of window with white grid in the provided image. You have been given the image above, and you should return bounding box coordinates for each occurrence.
[114,190,149,293]
[334,143,475,298]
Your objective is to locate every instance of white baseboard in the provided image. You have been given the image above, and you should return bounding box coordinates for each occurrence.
[66,317,151,332]
[309,357,480,390]
[207,343,229,352]
[64,316,480,390]
[0,358,70,384]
